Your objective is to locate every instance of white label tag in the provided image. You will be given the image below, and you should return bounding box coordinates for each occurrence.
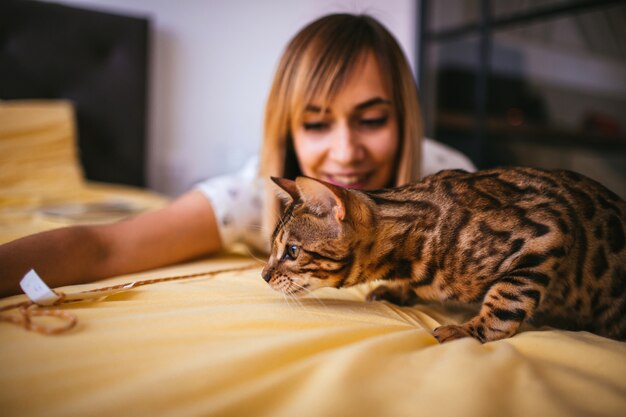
[20,269,61,306]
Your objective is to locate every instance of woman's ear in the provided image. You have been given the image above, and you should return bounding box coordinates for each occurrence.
[270,177,300,205]
[295,177,346,221]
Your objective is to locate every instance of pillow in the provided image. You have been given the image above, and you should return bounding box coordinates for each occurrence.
[0,100,84,206]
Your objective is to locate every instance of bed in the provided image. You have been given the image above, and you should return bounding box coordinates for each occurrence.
[1,2,625,417]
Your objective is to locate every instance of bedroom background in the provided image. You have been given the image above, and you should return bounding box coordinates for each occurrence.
[4,0,625,199]
[30,0,417,197]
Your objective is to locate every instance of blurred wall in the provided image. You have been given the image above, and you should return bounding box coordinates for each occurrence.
[42,0,417,196]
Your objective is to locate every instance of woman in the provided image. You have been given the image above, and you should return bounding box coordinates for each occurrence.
[0,14,473,297]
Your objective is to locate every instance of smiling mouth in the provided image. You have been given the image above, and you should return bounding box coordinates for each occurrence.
[324,172,372,188]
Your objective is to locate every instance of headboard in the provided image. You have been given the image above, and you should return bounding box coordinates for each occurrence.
[0,0,150,187]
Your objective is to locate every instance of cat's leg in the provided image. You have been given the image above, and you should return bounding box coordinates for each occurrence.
[432,272,548,343]
[366,282,419,306]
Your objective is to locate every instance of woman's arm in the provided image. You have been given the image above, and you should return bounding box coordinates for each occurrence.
[0,190,222,297]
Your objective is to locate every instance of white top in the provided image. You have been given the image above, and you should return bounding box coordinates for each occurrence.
[196,138,475,253]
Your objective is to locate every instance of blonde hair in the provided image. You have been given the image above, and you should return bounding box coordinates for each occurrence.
[259,13,423,240]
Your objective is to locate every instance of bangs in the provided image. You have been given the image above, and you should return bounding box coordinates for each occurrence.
[290,51,366,126]
[288,19,380,125]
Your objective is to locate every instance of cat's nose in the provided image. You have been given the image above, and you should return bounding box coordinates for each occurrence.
[261,268,272,283]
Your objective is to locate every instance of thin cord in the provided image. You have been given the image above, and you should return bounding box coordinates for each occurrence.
[0,263,260,335]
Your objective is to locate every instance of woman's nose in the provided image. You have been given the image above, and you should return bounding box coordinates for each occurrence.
[329,123,363,164]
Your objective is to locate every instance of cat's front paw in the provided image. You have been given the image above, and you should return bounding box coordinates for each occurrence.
[432,325,474,343]
[366,285,396,302]
[366,285,417,306]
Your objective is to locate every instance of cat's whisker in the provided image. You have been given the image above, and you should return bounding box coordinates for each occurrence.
[286,290,306,309]
[287,293,304,308]
[285,284,305,307]
[244,247,268,265]
[290,280,327,309]
[281,291,295,309]
[245,224,266,232]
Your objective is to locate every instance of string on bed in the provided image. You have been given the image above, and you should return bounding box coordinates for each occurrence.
[0,263,260,335]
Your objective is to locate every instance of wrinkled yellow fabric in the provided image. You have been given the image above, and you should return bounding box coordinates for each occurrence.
[1,257,626,417]
[1,100,625,417]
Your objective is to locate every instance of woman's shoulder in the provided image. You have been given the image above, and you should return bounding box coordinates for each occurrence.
[194,156,265,251]
[421,137,476,177]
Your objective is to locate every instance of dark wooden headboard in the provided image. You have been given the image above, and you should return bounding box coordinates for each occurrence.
[0,0,150,187]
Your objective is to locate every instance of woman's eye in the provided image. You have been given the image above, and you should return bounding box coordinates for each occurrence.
[303,122,329,131]
[359,116,388,128]
[285,244,300,260]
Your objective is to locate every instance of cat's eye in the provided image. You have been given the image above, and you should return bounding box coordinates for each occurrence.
[284,244,300,260]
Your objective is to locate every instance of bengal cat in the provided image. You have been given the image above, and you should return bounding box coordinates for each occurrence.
[261,167,626,343]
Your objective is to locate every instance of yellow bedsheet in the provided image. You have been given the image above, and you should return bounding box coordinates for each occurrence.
[1,257,626,417]
[1,100,625,417]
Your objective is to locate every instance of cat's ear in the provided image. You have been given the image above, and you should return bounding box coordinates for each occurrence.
[270,176,300,204]
[295,177,346,221]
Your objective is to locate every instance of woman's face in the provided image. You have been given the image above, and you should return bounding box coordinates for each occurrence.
[292,52,398,190]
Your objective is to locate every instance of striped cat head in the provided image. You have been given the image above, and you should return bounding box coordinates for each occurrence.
[262,176,366,296]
